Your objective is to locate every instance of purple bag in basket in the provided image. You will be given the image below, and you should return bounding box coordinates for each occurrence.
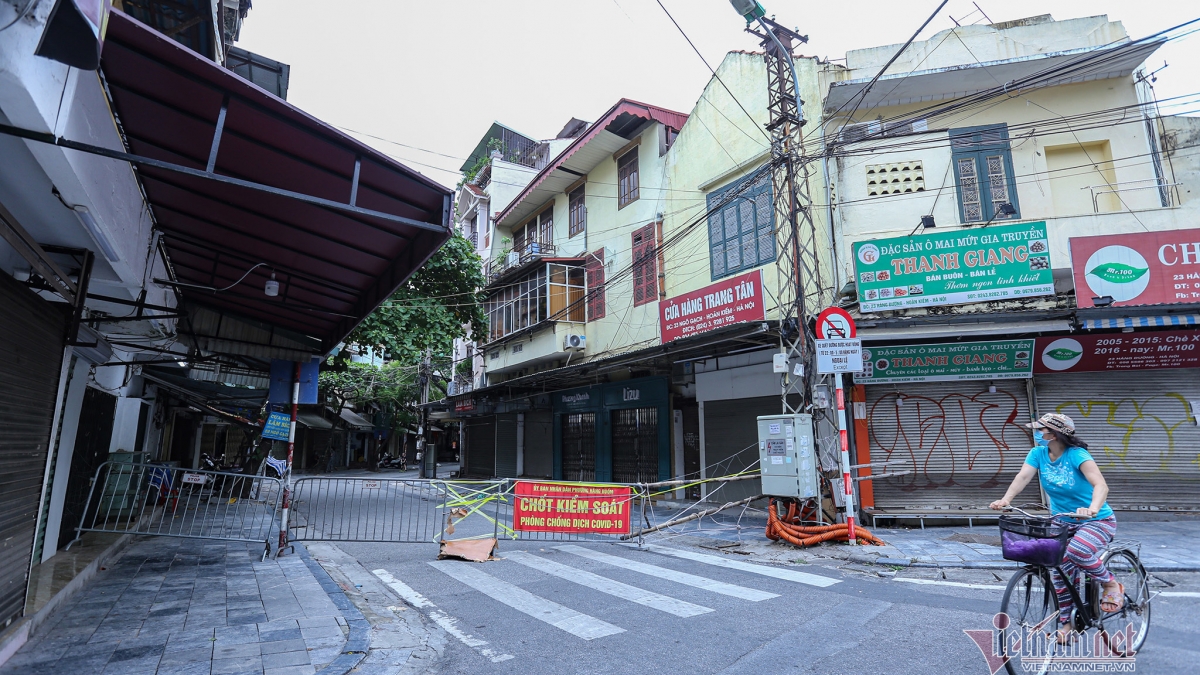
[999,515,1073,567]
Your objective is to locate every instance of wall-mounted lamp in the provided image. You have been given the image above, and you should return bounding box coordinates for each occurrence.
[908,215,937,237]
[975,202,1018,229]
[895,395,905,407]
[988,382,997,394]
[1091,296,1115,308]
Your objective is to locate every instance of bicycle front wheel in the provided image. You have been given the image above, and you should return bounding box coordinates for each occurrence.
[1000,566,1058,675]
[1100,548,1151,656]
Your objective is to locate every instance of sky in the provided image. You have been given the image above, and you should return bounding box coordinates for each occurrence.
[236,0,1200,189]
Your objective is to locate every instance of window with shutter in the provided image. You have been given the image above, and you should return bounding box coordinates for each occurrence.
[705,172,775,281]
[618,148,640,208]
[585,249,605,320]
[632,224,657,307]
[569,187,586,238]
[949,124,1020,223]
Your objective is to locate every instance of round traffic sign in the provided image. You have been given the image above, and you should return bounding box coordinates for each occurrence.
[816,307,856,339]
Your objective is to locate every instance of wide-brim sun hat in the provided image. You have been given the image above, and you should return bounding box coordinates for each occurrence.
[1026,412,1075,435]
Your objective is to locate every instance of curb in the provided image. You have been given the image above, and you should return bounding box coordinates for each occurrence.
[838,552,1200,573]
[296,546,371,675]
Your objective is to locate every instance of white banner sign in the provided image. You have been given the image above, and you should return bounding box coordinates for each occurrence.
[816,339,863,374]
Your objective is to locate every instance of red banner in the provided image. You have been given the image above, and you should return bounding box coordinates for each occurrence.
[659,269,765,343]
[1071,228,1200,308]
[1034,330,1200,374]
[512,481,632,534]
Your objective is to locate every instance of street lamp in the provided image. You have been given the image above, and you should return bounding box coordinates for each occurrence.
[728,1,806,126]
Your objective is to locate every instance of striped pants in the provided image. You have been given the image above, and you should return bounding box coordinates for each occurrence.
[1051,516,1117,624]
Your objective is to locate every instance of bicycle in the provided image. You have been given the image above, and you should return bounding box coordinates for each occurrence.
[997,506,1152,675]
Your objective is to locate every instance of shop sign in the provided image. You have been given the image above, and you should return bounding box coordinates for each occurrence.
[556,388,596,412]
[858,340,1035,384]
[454,398,475,413]
[262,411,292,441]
[852,222,1053,312]
[1034,330,1200,373]
[512,481,632,534]
[659,270,764,343]
[1070,228,1200,308]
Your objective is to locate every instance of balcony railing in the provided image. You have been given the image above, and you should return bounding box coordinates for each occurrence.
[487,242,556,285]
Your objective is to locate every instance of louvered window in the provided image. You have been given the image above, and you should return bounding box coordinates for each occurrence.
[632,224,657,307]
[706,172,775,280]
[569,187,586,238]
[585,249,606,320]
[618,148,640,208]
[949,125,1020,223]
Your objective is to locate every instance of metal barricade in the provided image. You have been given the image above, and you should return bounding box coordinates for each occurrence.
[287,477,507,544]
[67,461,285,560]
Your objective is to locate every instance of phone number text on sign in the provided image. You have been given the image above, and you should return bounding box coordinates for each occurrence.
[512,481,632,534]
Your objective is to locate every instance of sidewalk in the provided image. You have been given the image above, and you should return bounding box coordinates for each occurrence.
[0,538,387,675]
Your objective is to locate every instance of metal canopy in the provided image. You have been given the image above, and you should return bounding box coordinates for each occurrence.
[98,11,452,355]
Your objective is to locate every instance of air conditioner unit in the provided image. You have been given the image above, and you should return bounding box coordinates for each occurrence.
[563,334,586,352]
[507,251,520,266]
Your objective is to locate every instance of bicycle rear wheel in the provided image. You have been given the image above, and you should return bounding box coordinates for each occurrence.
[1001,566,1058,675]
[1099,549,1151,656]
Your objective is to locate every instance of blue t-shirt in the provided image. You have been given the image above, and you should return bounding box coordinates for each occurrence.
[1024,446,1113,520]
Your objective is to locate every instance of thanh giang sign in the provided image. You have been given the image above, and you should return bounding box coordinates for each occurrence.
[858,340,1035,384]
[853,222,1053,312]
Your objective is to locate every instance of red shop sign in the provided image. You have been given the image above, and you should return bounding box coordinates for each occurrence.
[1034,330,1200,374]
[659,269,765,344]
[512,481,632,534]
[1070,228,1200,308]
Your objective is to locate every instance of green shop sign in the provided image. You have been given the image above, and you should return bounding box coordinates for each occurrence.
[859,340,1035,384]
[852,222,1053,312]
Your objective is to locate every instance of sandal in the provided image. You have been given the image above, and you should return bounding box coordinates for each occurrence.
[1100,582,1126,613]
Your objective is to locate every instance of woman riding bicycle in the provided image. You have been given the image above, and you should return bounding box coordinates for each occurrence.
[989,412,1124,640]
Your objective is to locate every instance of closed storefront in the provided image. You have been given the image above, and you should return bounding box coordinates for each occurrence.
[0,273,67,626]
[495,413,518,478]
[552,377,669,483]
[465,417,496,478]
[1031,329,1200,512]
[864,379,1039,510]
[701,396,780,503]
[523,411,553,478]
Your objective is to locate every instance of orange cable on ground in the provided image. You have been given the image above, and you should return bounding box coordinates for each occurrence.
[765,498,886,547]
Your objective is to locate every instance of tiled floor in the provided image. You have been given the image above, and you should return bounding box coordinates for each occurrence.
[1,539,351,675]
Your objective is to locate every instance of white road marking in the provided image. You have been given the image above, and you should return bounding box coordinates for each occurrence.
[372,568,514,663]
[1161,591,1200,598]
[625,543,841,588]
[556,545,778,601]
[893,577,1007,591]
[427,560,625,640]
[505,551,713,618]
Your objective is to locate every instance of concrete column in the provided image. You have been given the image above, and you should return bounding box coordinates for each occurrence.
[40,357,91,562]
[516,413,525,477]
[698,401,707,502]
[109,397,143,455]
[673,409,685,500]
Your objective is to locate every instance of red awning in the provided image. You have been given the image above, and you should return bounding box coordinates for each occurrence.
[99,11,452,354]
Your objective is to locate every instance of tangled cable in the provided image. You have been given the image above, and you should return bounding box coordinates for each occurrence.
[765,498,886,547]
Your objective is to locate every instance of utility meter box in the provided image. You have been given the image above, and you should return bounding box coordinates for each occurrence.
[756,414,819,499]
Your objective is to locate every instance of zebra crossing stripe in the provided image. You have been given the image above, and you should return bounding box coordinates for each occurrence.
[628,543,841,588]
[427,560,625,640]
[371,569,513,663]
[555,545,778,601]
[506,551,713,617]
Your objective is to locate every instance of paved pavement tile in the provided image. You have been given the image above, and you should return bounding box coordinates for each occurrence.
[263,665,316,675]
[211,656,263,674]
[260,639,307,655]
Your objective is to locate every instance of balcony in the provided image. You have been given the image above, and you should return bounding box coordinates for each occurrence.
[487,241,557,285]
[484,262,585,344]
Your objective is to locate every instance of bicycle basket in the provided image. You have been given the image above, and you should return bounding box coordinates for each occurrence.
[998,515,1073,566]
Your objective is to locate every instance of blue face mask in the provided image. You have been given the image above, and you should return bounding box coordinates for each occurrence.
[1034,434,1051,448]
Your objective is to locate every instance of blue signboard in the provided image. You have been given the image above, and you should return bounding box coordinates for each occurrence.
[262,411,292,441]
[269,359,319,405]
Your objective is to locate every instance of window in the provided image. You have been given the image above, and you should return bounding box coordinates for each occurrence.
[632,224,658,307]
[569,187,586,238]
[513,208,553,254]
[484,263,585,343]
[950,124,1020,223]
[706,173,775,280]
[585,249,605,320]
[617,148,639,208]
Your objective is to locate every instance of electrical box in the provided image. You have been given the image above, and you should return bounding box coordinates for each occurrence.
[756,414,819,499]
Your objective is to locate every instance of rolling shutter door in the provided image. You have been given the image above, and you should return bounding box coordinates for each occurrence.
[523,411,553,478]
[1034,370,1200,511]
[0,273,67,626]
[465,417,496,478]
[702,396,780,502]
[495,413,518,478]
[865,379,1039,509]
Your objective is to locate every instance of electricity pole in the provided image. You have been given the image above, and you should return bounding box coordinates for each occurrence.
[418,348,432,479]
